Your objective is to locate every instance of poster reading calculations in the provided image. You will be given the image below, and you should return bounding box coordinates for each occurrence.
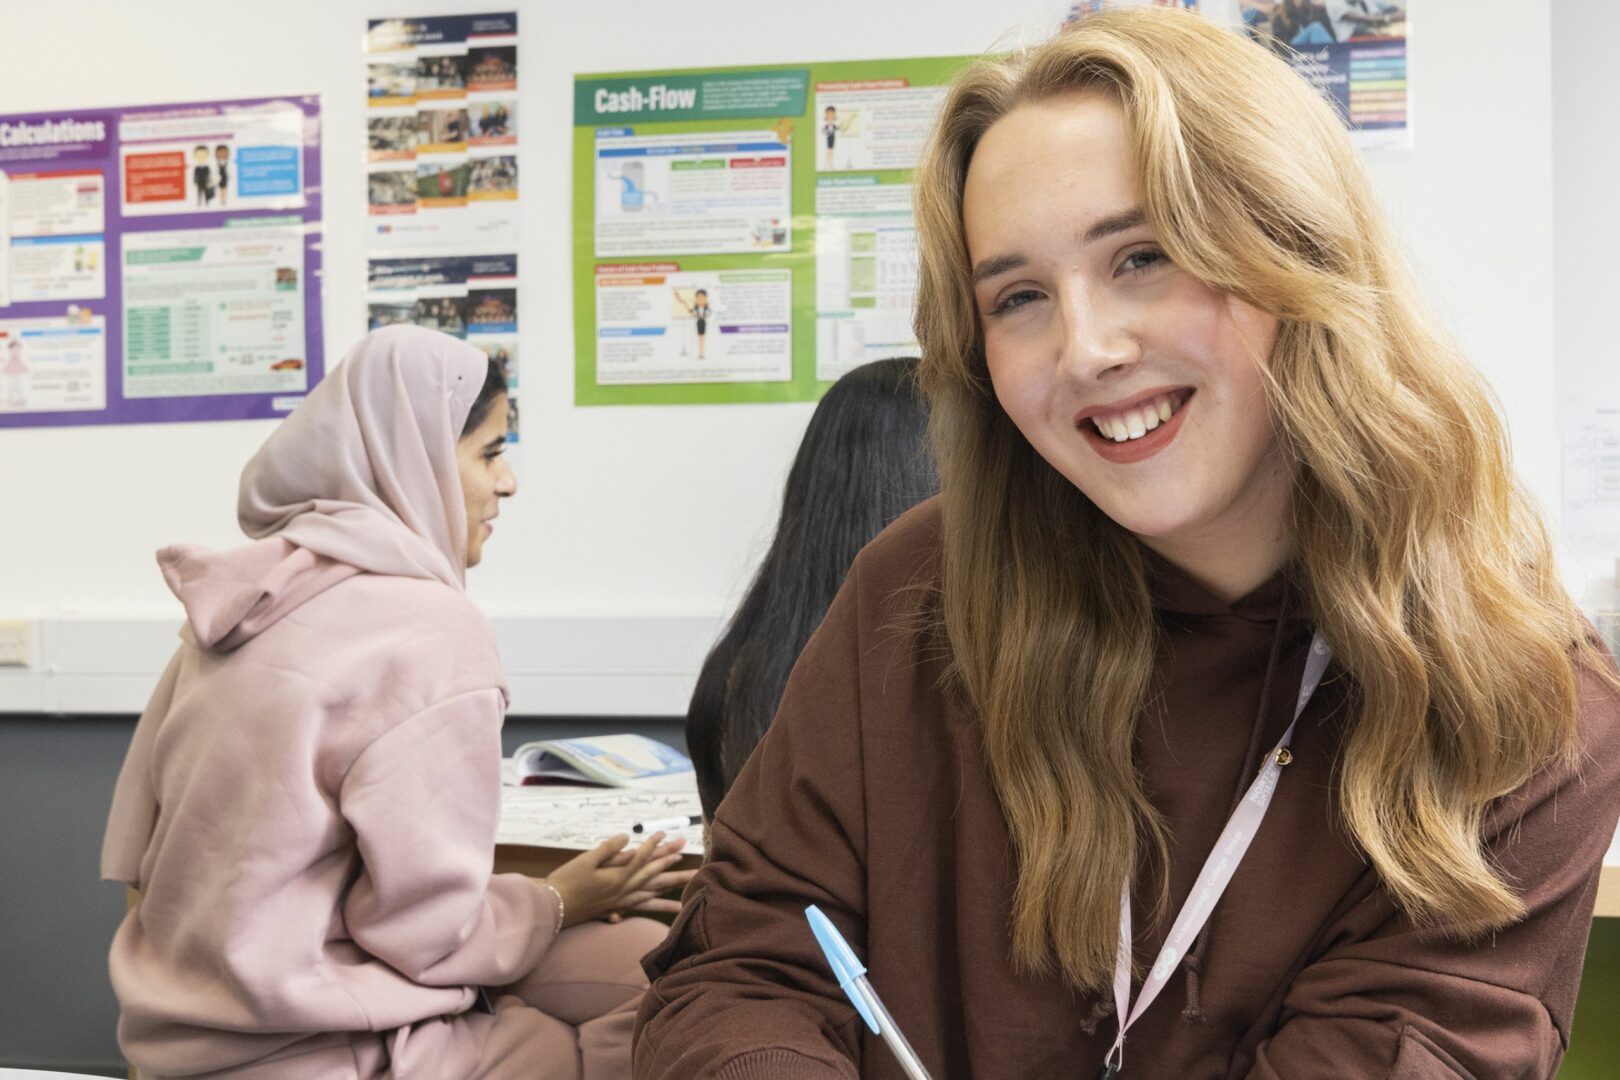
[0,97,323,428]
[366,12,521,443]
[572,57,971,407]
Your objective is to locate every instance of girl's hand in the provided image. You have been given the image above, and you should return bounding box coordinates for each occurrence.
[542,833,695,926]
[599,834,697,915]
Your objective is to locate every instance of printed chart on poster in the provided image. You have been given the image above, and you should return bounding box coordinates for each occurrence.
[366,12,520,442]
[0,97,322,428]
[573,57,971,406]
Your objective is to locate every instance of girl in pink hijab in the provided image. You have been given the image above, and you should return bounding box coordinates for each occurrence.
[103,325,691,1079]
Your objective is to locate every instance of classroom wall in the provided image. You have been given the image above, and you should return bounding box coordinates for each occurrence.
[0,0,1568,646]
[0,0,1060,632]
[1552,0,1620,609]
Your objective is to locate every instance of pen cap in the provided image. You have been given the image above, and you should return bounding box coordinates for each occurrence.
[805,905,879,1033]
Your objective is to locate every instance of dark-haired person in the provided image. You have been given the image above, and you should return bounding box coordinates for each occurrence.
[192,144,214,206]
[686,356,939,821]
[215,144,231,206]
[636,10,1620,1079]
[677,288,713,360]
[104,325,693,1079]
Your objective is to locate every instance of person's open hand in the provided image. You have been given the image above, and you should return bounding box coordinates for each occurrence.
[541,833,695,926]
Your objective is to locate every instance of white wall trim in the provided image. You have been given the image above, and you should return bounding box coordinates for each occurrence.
[0,615,724,717]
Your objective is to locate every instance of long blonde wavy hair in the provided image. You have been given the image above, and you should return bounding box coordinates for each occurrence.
[913,7,1608,992]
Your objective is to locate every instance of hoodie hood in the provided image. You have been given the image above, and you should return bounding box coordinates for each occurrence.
[236,324,489,590]
[159,540,362,651]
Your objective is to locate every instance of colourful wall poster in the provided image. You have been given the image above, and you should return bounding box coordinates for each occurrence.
[595,264,792,385]
[594,130,791,258]
[0,97,322,428]
[367,253,520,441]
[365,13,519,253]
[815,175,918,382]
[0,313,106,414]
[122,217,309,399]
[1068,0,1198,15]
[365,12,521,444]
[119,103,307,217]
[1239,1,1409,151]
[1062,3,1406,151]
[573,57,969,406]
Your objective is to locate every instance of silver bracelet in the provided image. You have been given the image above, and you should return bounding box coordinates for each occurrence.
[541,881,565,936]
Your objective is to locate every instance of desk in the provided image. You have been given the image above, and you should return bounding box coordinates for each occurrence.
[496,789,1620,918]
[120,799,1620,1080]
[495,783,706,879]
[1600,864,1619,918]
[1599,832,1620,917]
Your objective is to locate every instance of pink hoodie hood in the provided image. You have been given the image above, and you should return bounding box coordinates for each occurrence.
[163,326,489,652]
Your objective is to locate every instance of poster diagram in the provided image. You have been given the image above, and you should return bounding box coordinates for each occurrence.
[594,264,792,385]
[119,103,307,218]
[814,81,948,173]
[814,175,919,382]
[121,218,308,399]
[0,314,107,414]
[573,57,966,406]
[593,130,791,258]
[0,97,323,428]
[366,12,522,443]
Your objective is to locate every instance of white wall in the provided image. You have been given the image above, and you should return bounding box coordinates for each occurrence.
[1552,0,1620,608]
[0,0,1567,708]
[0,0,1063,623]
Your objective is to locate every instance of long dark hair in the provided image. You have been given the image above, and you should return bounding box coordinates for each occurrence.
[687,357,939,817]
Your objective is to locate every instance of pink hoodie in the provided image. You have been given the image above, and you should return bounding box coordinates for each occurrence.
[101,327,555,1076]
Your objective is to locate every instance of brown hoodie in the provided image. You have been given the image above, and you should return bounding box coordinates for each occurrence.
[635,499,1620,1079]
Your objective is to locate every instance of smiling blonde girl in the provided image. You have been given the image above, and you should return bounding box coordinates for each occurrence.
[634,10,1620,1079]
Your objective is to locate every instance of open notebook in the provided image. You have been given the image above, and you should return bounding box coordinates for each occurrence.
[508,733,695,790]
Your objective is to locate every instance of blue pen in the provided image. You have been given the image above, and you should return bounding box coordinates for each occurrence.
[805,905,934,1080]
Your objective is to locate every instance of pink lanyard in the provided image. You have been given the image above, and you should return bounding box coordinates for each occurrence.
[1099,632,1333,1079]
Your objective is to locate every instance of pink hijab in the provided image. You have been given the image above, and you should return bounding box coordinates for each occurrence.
[238,325,490,589]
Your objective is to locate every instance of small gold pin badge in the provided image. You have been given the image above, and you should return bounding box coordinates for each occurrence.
[1275,748,1294,766]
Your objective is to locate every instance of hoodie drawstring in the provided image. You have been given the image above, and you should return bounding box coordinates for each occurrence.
[1080,998,1116,1036]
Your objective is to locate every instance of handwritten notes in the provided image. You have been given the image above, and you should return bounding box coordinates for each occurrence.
[498,783,705,855]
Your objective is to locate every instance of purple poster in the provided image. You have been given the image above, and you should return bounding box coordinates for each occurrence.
[0,95,323,428]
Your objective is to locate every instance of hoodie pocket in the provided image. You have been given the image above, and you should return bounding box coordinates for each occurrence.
[641,888,710,984]
[1386,1025,1471,1079]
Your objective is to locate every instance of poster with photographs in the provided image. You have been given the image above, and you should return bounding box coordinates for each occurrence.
[1067,0,1198,15]
[1239,0,1408,151]
[1063,2,1408,152]
[367,254,519,440]
[365,12,520,445]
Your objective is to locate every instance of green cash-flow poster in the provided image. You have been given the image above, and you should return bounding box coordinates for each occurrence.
[573,56,971,406]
